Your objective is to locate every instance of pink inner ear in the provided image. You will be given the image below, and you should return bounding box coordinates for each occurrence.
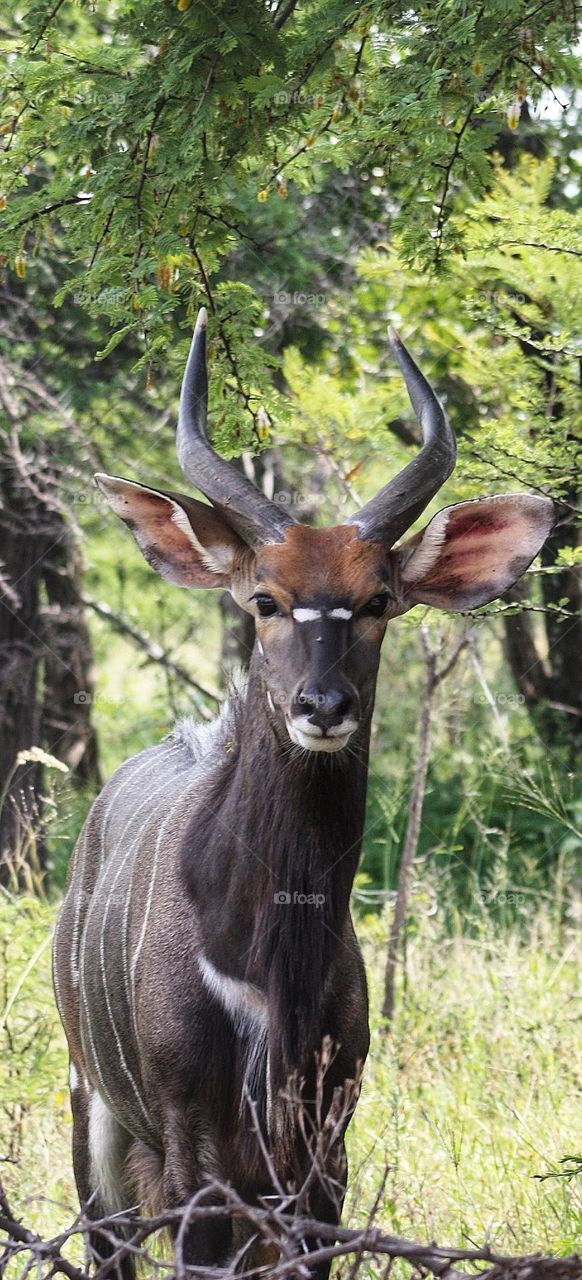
[100,479,232,588]
[134,504,224,588]
[401,495,554,611]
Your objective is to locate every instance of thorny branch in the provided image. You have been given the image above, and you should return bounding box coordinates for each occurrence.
[0,1174,580,1280]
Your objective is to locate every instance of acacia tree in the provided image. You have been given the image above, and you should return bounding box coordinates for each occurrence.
[1,0,578,417]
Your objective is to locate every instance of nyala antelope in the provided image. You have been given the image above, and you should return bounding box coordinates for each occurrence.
[53,310,553,1276]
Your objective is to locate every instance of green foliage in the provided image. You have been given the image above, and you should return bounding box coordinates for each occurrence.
[339,158,579,501]
[1,1,580,443]
[0,897,55,1097]
[0,7,580,1261]
[0,894,77,1243]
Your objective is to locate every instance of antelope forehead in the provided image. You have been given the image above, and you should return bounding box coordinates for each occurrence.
[255,524,385,598]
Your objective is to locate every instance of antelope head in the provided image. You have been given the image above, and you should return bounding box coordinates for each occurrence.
[97,310,554,753]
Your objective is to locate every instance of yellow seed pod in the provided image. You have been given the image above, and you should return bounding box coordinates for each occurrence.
[314,95,323,109]
[332,106,342,122]
[0,195,6,211]
[278,182,288,199]
[177,0,192,10]
[507,101,520,130]
[257,189,268,203]
[157,261,176,291]
[356,96,364,111]
[15,252,26,278]
[472,59,484,76]
[346,83,358,101]
[257,408,270,442]
[305,133,316,147]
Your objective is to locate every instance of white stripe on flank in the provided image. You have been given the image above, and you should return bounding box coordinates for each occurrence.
[80,743,183,1129]
[328,607,352,620]
[70,826,88,988]
[293,607,321,622]
[100,748,167,869]
[125,754,214,1044]
[267,691,275,713]
[99,863,153,1128]
[257,639,265,656]
[77,742,182,994]
[112,744,183,1006]
[79,919,119,1114]
[129,803,181,1011]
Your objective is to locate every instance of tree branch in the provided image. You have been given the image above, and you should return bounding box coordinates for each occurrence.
[1,1174,580,1280]
[81,594,223,717]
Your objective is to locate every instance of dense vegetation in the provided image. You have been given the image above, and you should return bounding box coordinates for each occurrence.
[0,0,580,1266]
[1,897,581,1273]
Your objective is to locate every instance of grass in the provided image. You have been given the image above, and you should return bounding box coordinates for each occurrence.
[1,892,580,1275]
[349,909,582,1265]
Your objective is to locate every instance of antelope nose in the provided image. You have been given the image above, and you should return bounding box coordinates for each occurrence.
[297,685,354,729]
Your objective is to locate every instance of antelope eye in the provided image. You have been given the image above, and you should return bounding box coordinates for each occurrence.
[361,592,389,618]
[253,594,279,618]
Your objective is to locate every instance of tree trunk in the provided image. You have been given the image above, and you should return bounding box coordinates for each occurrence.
[41,518,101,787]
[0,421,101,885]
[0,453,50,884]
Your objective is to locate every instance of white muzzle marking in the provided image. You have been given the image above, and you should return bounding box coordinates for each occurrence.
[286,716,358,753]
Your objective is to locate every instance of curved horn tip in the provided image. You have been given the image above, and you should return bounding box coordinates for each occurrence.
[388,325,401,347]
[195,306,208,333]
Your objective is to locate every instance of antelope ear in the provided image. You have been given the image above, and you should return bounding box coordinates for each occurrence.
[392,494,555,612]
[95,474,247,588]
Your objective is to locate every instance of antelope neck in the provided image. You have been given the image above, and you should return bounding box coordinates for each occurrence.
[181,660,372,1070]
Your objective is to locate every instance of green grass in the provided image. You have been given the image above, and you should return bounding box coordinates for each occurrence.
[1,894,580,1273]
[349,910,582,1265]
